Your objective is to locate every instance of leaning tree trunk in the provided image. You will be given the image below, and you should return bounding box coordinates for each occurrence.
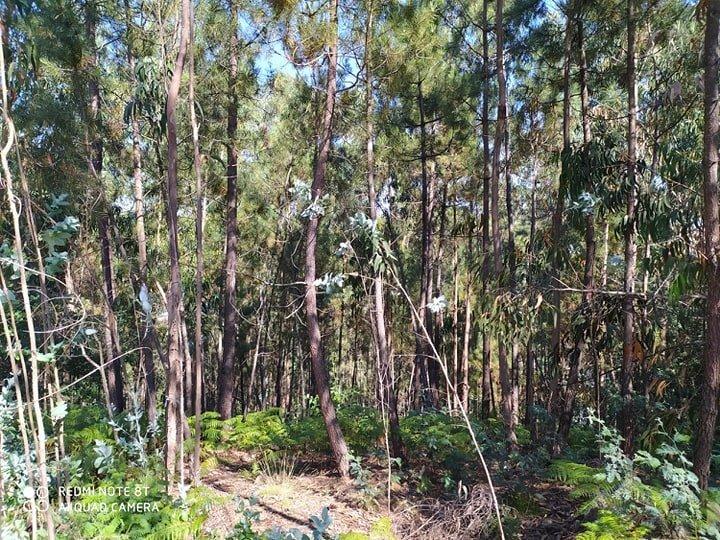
[365,2,404,459]
[0,24,55,538]
[695,0,720,491]
[620,0,639,453]
[163,0,189,482]
[217,0,240,420]
[303,0,350,480]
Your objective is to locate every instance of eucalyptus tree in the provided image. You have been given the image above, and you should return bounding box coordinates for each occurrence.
[363,0,404,459]
[0,10,56,536]
[695,0,720,490]
[163,0,190,481]
[620,0,639,452]
[123,0,157,425]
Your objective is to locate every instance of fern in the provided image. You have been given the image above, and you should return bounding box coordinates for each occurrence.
[576,511,650,540]
[548,460,607,501]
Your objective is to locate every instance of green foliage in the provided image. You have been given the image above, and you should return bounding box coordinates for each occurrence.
[227,503,339,540]
[193,409,289,451]
[400,411,475,463]
[548,460,608,501]
[62,472,214,539]
[287,405,383,455]
[576,511,650,540]
[226,498,263,540]
[224,409,290,450]
[551,414,715,537]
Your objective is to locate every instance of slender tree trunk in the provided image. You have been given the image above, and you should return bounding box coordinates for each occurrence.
[620,0,639,452]
[432,186,447,399]
[695,0,720,490]
[525,163,537,440]
[452,240,460,411]
[0,29,55,536]
[86,0,125,413]
[0,271,39,534]
[549,7,573,436]
[303,0,350,480]
[415,80,436,409]
[558,12,595,446]
[189,0,204,484]
[504,133,520,428]
[99,214,125,411]
[164,0,189,482]
[246,288,268,415]
[365,3,404,458]
[217,0,240,420]
[124,0,156,425]
[492,0,516,448]
[460,230,473,412]
[481,0,492,419]
[17,142,70,507]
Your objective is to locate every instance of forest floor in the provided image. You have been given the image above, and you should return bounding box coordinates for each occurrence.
[202,450,381,536]
[199,450,581,539]
[508,477,581,539]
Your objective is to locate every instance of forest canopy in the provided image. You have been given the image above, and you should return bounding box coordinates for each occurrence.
[2,0,720,538]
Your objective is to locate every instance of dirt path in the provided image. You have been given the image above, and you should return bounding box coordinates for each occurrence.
[201,454,384,537]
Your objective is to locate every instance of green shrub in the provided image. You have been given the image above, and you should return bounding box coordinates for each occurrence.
[551,414,709,537]
[337,405,383,453]
[62,470,214,539]
[193,409,290,451]
[287,415,331,452]
[64,406,114,457]
[225,409,289,450]
[287,405,383,455]
[400,411,475,463]
[548,460,608,502]
[576,510,650,540]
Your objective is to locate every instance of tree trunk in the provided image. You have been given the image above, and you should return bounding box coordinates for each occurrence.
[525,163,537,440]
[123,0,156,425]
[303,0,350,480]
[217,0,240,420]
[0,27,55,537]
[504,132,520,428]
[460,228,472,412]
[365,3,404,458]
[163,0,189,482]
[492,0,516,448]
[549,7,573,437]
[694,0,720,490]
[558,11,595,447]
[414,80,436,409]
[481,0,492,419]
[86,0,125,413]
[189,0,205,484]
[99,213,125,412]
[620,0,638,453]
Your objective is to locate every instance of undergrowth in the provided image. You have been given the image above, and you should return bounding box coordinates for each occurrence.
[549,413,720,539]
